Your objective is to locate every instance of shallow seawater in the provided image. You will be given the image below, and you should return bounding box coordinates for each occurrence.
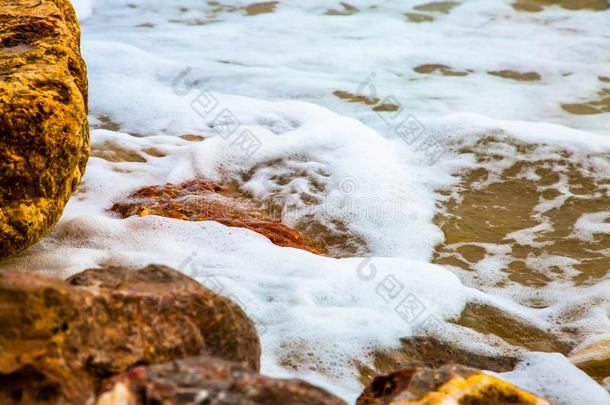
[3,0,610,403]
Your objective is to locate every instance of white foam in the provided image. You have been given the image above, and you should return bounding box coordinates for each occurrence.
[71,0,93,21]
[575,212,610,243]
[494,352,610,405]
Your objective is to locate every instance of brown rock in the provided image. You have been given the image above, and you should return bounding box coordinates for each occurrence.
[357,336,518,386]
[414,64,470,77]
[96,355,347,405]
[0,265,260,404]
[568,338,610,382]
[512,0,609,12]
[0,0,89,259]
[487,70,541,82]
[356,364,551,405]
[111,178,325,254]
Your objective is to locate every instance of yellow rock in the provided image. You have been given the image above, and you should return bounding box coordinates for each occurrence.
[357,364,551,405]
[0,0,89,258]
[393,373,551,404]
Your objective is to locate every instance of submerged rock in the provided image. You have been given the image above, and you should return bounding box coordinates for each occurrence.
[356,364,550,405]
[111,179,324,254]
[357,336,518,386]
[96,355,347,405]
[0,0,89,259]
[0,265,260,404]
[512,0,610,12]
[487,70,541,81]
[414,64,470,77]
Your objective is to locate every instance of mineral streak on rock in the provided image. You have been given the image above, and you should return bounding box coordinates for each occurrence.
[111,178,325,254]
[96,355,348,405]
[0,265,260,404]
[356,364,551,405]
[0,0,89,259]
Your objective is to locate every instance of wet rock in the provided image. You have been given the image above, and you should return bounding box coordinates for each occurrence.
[433,136,610,288]
[111,179,324,254]
[245,2,278,16]
[488,70,541,81]
[333,90,379,106]
[414,64,470,77]
[326,3,359,16]
[512,0,610,12]
[562,88,610,115]
[0,0,89,259]
[413,1,460,13]
[96,355,347,405]
[404,13,435,23]
[456,303,574,354]
[356,364,551,405]
[179,134,206,142]
[333,90,401,113]
[90,140,147,163]
[569,338,610,382]
[0,265,260,404]
[357,336,518,386]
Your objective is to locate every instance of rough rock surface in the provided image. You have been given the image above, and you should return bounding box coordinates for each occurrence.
[0,265,260,404]
[96,355,347,405]
[0,0,89,259]
[111,178,324,254]
[356,364,550,405]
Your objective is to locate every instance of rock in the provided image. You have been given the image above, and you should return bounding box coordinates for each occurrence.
[96,355,347,405]
[111,178,324,254]
[487,70,541,82]
[0,265,260,404]
[512,0,609,12]
[357,336,518,386]
[356,364,551,405]
[0,0,89,259]
[568,338,610,382]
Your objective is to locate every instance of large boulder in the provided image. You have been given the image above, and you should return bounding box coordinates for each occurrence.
[0,0,89,259]
[356,364,550,405]
[96,355,347,405]
[0,265,260,404]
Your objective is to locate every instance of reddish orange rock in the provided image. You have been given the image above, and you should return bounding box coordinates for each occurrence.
[111,179,324,254]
